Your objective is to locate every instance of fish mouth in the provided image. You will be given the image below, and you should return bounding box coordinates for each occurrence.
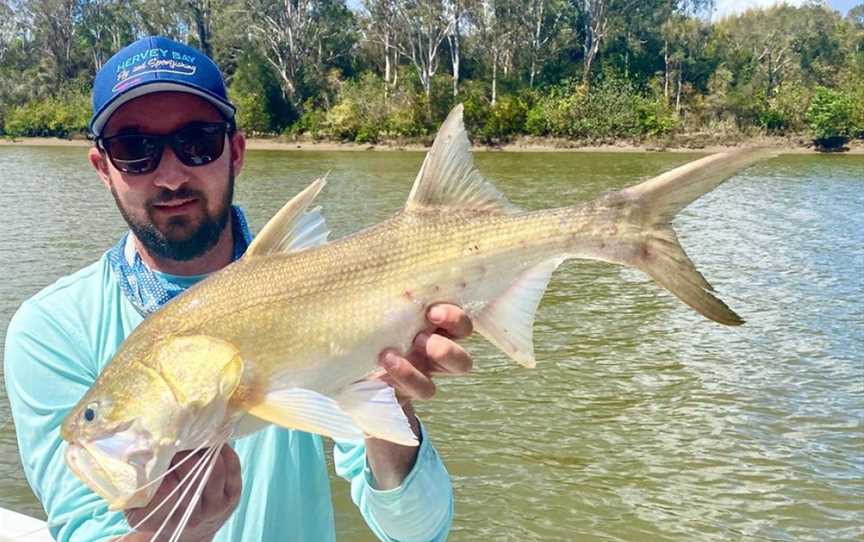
[65,441,160,510]
[66,442,129,509]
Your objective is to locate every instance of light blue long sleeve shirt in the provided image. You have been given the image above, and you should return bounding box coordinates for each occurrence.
[4,254,453,542]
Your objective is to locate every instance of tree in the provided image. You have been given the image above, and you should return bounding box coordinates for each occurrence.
[662,12,706,112]
[20,0,81,87]
[0,1,19,66]
[361,0,401,97]
[469,0,519,105]
[523,0,568,88]
[78,0,137,72]
[187,0,217,57]
[569,0,638,86]
[445,0,465,96]
[127,0,189,40]
[848,4,864,28]
[241,0,355,112]
[393,0,452,110]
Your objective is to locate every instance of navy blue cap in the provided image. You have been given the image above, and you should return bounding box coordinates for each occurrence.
[89,36,235,137]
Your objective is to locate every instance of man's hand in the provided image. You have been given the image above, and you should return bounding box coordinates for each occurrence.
[367,303,474,489]
[378,304,474,403]
[120,445,242,542]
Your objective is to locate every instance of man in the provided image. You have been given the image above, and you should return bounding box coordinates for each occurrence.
[4,36,473,542]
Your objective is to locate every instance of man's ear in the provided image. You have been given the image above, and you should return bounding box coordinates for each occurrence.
[229,130,246,177]
[89,146,112,189]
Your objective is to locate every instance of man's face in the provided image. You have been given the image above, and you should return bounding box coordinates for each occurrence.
[89,92,245,261]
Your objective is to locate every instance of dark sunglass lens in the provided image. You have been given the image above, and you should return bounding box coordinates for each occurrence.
[173,124,226,166]
[105,136,162,174]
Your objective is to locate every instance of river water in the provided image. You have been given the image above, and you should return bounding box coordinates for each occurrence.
[0,147,861,541]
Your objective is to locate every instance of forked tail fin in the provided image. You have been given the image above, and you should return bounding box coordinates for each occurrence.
[618,148,776,325]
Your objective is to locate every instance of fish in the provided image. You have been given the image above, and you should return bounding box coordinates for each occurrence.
[60,104,772,526]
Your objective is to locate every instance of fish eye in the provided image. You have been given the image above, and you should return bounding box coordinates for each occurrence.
[83,404,97,423]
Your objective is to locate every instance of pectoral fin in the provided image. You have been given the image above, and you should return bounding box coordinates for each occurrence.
[473,257,565,368]
[337,380,418,446]
[244,388,365,441]
[242,381,418,446]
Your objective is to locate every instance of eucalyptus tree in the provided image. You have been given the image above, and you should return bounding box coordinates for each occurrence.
[77,0,138,72]
[850,4,864,28]
[661,13,705,112]
[445,0,465,97]
[523,0,569,88]
[712,4,845,102]
[185,0,218,56]
[0,0,19,66]
[126,0,189,41]
[240,0,357,112]
[18,0,83,88]
[645,1,711,109]
[568,0,640,86]
[468,0,520,104]
[360,0,401,96]
[849,4,864,74]
[393,0,452,110]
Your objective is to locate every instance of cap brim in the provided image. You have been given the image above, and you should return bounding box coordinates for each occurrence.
[90,81,236,137]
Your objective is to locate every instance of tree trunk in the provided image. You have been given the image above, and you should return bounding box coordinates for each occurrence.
[384,30,391,102]
[191,0,212,57]
[664,38,669,103]
[449,0,460,97]
[491,50,498,106]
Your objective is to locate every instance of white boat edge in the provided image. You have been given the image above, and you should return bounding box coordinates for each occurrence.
[0,506,53,542]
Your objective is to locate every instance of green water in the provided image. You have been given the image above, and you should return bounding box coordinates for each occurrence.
[1,147,862,541]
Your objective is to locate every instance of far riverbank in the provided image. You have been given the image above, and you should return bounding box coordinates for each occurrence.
[2,135,862,154]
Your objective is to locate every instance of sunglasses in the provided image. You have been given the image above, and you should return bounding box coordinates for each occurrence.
[97,122,230,175]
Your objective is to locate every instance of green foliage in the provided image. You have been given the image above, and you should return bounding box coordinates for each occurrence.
[323,72,389,141]
[287,103,328,140]
[757,84,809,133]
[806,86,854,146]
[291,73,425,142]
[230,89,272,135]
[0,1,858,146]
[525,76,676,140]
[4,90,89,138]
[634,98,678,137]
[843,76,864,139]
[460,82,530,144]
[229,58,293,133]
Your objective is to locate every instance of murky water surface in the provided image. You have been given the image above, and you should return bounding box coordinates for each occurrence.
[1,147,861,541]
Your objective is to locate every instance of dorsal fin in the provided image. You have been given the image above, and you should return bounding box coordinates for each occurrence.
[405,104,517,213]
[245,176,329,258]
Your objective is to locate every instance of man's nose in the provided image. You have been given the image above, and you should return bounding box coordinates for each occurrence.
[152,145,191,191]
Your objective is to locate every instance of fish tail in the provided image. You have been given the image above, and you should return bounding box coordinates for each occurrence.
[614,148,775,325]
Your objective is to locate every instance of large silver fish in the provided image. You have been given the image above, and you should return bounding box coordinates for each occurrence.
[61,105,769,517]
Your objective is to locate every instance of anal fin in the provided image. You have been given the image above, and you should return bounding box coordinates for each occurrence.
[473,257,565,368]
[337,380,418,447]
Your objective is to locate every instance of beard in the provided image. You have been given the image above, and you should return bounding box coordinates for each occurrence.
[111,163,235,262]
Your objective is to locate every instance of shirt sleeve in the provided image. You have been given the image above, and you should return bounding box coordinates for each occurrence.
[3,301,128,542]
[333,421,453,542]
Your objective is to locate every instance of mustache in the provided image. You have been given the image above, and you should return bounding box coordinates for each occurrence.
[148,187,204,206]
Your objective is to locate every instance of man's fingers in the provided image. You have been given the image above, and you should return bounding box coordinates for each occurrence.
[222,445,242,502]
[427,304,473,339]
[171,450,201,482]
[414,333,473,375]
[379,350,436,400]
[201,448,227,509]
